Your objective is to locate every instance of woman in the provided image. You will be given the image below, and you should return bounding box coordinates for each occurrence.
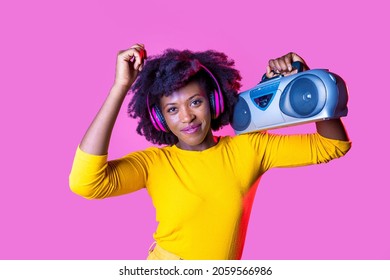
[69,43,351,260]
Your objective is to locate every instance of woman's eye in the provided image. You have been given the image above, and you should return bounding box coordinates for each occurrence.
[191,99,203,106]
[167,107,177,114]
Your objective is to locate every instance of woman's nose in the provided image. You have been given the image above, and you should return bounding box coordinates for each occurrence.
[180,107,195,123]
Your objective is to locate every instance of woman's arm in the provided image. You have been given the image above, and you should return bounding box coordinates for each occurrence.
[80,43,147,155]
[69,44,148,199]
[315,118,349,141]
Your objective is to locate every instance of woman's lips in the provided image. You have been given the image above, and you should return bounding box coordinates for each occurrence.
[181,124,201,134]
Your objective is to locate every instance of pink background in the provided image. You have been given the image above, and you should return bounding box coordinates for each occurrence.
[1,0,389,259]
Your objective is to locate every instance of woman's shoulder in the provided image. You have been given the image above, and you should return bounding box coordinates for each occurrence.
[120,145,168,160]
[216,132,270,150]
[224,132,269,143]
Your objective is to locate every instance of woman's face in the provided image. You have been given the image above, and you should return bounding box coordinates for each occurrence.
[160,80,216,151]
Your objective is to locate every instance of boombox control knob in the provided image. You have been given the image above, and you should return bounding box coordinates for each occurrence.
[232,96,251,131]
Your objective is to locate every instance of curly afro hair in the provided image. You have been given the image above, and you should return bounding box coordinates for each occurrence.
[128,48,242,145]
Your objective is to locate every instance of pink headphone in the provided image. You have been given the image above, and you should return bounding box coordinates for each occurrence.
[147,64,224,132]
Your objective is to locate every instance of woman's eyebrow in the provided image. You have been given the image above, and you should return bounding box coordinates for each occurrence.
[163,94,202,109]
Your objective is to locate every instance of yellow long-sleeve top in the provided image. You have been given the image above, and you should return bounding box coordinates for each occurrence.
[69,132,351,260]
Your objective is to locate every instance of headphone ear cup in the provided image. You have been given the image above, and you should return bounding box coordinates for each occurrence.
[198,64,224,120]
[209,92,215,119]
[151,105,169,132]
[209,89,223,119]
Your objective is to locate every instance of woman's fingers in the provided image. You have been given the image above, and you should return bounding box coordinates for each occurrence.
[267,52,309,77]
[114,43,147,88]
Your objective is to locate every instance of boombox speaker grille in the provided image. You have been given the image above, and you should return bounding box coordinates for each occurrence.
[280,75,326,118]
[232,96,251,131]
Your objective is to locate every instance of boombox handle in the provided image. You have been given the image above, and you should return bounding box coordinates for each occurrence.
[260,61,304,84]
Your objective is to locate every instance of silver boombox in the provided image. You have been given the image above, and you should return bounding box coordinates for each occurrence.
[232,62,348,134]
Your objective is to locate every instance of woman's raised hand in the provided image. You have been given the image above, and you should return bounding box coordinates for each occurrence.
[114,43,147,90]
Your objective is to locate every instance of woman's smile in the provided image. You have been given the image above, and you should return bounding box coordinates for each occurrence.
[181,124,201,134]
